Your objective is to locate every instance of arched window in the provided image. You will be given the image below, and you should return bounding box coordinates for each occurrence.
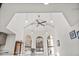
[25,35,32,47]
[47,35,54,56]
[36,36,44,52]
[24,35,32,53]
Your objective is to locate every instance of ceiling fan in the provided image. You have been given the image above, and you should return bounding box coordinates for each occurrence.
[24,19,54,28]
[36,19,47,27]
[24,14,54,28]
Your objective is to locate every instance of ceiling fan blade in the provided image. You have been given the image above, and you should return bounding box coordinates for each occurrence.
[36,20,46,27]
[41,21,47,23]
[36,19,40,23]
[24,22,36,28]
[36,19,40,27]
[40,23,45,26]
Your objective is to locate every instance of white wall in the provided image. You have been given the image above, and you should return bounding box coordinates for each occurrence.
[52,13,79,56]
[3,34,15,55]
[7,13,26,42]
[67,23,79,56]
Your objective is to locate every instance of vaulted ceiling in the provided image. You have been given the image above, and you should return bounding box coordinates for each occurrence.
[0,3,79,34]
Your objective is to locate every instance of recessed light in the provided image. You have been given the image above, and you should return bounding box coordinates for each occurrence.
[50,20,54,23]
[24,20,28,27]
[25,20,28,23]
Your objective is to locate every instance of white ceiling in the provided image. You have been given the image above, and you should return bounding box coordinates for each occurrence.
[24,13,55,35]
[0,3,79,34]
